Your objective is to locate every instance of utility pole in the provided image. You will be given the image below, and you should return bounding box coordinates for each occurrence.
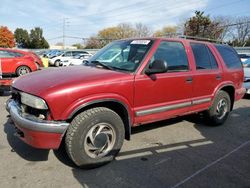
[62,18,69,49]
[63,18,66,49]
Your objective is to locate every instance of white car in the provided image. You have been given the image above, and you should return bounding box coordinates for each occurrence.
[61,54,92,66]
[244,67,250,95]
[239,54,250,63]
[49,51,91,66]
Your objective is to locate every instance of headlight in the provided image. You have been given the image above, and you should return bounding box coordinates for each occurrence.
[20,92,48,109]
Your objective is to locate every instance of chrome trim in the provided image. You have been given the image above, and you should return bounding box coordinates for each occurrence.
[136,97,211,117]
[192,98,211,105]
[6,99,69,133]
[136,101,192,116]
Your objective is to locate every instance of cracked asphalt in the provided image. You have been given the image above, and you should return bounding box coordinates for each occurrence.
[0,92,250,188]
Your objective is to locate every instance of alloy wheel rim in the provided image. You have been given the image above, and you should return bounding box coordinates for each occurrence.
[84,123,116,159]
[216,98,228,119]
[19,67,29,75]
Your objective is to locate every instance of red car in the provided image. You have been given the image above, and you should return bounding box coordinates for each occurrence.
[6,38,245,168]
[0,48,43,77]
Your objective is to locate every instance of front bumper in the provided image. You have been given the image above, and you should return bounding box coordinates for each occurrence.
[6,99,69,149]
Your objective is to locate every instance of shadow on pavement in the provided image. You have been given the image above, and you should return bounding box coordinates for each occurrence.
[70,107,250,188]
[3,118,49,161]
[3,106,250,187]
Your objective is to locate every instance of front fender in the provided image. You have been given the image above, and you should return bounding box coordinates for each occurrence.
[60,93,134,122]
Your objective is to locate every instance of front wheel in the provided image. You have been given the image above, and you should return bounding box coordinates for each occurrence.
[54,60,60,67]
[65,107,125,168]
[205,90,231,125]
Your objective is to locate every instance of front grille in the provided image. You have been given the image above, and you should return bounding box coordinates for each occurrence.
[11,88,21,104]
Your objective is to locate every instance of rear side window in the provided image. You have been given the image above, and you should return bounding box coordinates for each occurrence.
[8,52,23,57]
[207,48,218,69]
[191,43,218,70]
[215,45,242,69]
[0,50,21,58]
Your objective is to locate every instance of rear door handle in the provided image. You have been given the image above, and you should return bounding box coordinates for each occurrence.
[216,74,222,80]
[186,77,193,83]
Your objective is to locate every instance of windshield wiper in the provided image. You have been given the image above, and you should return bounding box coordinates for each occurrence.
[90,60,113,70]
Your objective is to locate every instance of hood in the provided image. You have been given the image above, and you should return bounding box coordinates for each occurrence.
[13,66,131,97]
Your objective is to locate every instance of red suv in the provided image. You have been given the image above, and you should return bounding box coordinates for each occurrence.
[0,48,43,77]
[6,38,245,168]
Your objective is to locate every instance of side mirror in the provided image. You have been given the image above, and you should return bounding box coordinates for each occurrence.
[145,60,168,75]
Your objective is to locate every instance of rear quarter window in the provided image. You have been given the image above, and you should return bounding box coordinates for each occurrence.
[215,45,242,69]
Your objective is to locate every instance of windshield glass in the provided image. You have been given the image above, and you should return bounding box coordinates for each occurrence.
[88,39,154,72]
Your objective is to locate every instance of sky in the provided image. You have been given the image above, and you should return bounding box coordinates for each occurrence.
[0,0,249,46]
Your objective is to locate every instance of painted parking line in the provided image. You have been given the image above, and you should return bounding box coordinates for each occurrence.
[171,140,250,188]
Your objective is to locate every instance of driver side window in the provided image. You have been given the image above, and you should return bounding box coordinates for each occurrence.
[150,41,189,72]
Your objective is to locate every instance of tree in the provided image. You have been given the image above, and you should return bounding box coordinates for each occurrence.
[0,26,15,48]
[234,17,250,46]
[153,26,178,37]
[184,11,223,40]
[29,27,49,49]
[14,28,30,48]
[134,23,152,37]
[84,37,103,49]
[55,42,63,46]
[213,16,233,41]
[72,43,84,49]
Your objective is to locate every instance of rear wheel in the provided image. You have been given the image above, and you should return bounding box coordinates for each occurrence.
[65,107,125,168]
[205,90,231,125]
[16,66,31,76]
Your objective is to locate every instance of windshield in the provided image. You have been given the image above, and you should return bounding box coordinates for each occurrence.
[88,39,153,72]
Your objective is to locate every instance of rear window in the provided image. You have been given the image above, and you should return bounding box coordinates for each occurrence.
[215,45,242,69]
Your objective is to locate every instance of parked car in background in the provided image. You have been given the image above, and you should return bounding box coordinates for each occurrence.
[45,50,64,59]
[6,38,245,168]
[244,66,250,95]
[238,53,250,62]
[242,58,250,67]
[49,50,91,66]
[0,48,43,77]
[61,53,92,66]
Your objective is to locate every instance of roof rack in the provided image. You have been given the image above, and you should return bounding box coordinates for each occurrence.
[178,35,226,44]
[157,33,226,44]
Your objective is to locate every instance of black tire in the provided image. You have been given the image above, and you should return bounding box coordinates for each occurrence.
[16,66,31,76]
[205,90,231,126]
[65,107,125,169]
[54,60,60,67]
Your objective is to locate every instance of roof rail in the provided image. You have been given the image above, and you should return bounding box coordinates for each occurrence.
[178,35,227,44]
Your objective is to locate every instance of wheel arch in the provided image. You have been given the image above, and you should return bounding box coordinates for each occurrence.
[217,84,235,111]
[67,99,132,140]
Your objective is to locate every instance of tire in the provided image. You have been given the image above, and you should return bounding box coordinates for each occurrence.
[65,107,125,168]
[205,90,231,126]
[54,60,60,67]
[16,66,31,76]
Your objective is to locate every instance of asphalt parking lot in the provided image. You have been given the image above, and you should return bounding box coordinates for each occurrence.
[0,93,250,188]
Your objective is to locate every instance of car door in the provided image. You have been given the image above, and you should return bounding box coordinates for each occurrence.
[0,50,16,75]
[61,51,72,61]
[134,40,193,124]
[189,43,222,111]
